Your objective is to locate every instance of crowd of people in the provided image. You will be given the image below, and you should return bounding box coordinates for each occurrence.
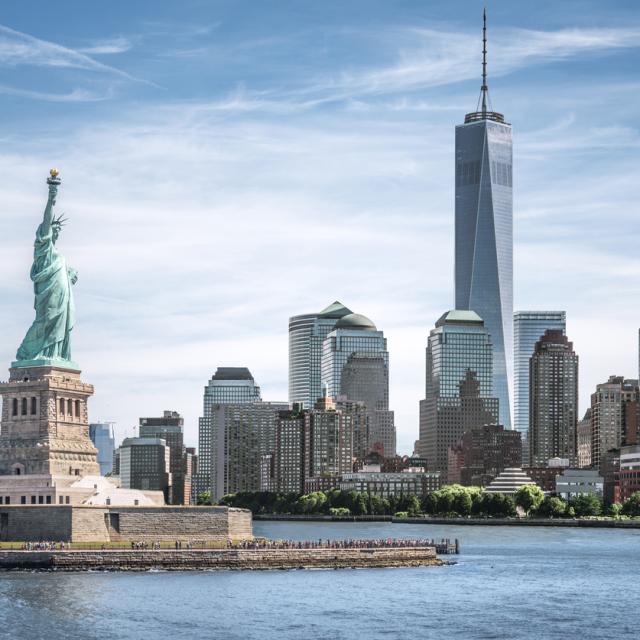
[229,537,447,550]
[21,541,67,550]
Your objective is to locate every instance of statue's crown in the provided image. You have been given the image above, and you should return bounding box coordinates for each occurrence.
[52,213,67,228]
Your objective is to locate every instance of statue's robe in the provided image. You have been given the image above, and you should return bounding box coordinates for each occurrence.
[16,222,75,361]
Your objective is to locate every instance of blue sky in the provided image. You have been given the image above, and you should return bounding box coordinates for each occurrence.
[1,0,640,453]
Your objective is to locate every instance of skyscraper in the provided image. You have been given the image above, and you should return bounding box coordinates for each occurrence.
[289,301,352,409]
[590,376,640,470]
[418,310,499,473]
[195,368,262,499]
[514,311,566,461]
[321,313,395,456]
[139,410,191,505]
[89,422,116,476]
[455,11,513,428]
[529,330,578,466]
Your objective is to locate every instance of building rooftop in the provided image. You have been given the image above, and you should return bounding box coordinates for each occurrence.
[211,367,254,381]
[335,313,377,331]
[435,310,484,327]
[318,301,353,318]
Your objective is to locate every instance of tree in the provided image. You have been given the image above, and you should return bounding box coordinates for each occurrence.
[514,485,545,515]
[621,492,640,517]
[568,493,602,517]
[197,491,212,505]
[536,496,567,518]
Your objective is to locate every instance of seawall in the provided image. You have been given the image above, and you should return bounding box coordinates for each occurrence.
[0,546,442,571]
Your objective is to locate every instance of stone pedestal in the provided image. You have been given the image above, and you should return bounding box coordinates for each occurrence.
[0,366,100,477]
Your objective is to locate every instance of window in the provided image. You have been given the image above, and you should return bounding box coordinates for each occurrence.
[46,496,51,504]
[31,397,37,415]
[67,399,73,416]
[65,496,70,504]
[4,497,9,505]
[12,398,18,417]
[21,398,27,416]
[38,496,44,504]
[59,496,64,504]
[21,496,26,505]
[30,496,36,504]
[60,398,65,415]
[75,400,81,418]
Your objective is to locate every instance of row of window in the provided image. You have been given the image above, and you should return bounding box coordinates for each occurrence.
[10,397,82,419]
[11,397,38,417]
[0,495,70,505]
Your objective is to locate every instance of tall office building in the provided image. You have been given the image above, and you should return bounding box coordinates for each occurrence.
[118,437,171,501]
[139,410,191,505]
[418,310,499,473]
[321,313,395,456]
[590,376,640,470]
[196,368,261,499]
[529,330,578,466]
[514,311,566,462]
[289,301,352,409]
[455,12,513,427]
[89,422,116,476]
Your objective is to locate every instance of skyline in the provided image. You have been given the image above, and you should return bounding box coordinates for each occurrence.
[1,1,640,453]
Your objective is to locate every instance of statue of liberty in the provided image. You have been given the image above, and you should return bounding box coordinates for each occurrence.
[15,170,78,369]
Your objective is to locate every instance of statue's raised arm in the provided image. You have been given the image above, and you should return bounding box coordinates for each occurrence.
[14,170,78,370]
[39,170,60,236]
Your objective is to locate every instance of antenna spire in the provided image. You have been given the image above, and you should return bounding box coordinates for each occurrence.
[481,7,488,115]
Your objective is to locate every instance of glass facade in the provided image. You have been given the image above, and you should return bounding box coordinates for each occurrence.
[195,368,261,499]
[89,422,115,476]
[513,311,566,462]
[455,117,513,428]
[418,311,499,473]
[288,301,352,409]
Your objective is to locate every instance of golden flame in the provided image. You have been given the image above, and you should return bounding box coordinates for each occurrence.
[50,168,59,177]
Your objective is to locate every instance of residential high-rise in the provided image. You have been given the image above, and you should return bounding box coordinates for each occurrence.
[455,12,513,428]
[322,312,395,456]
[590,376,640,470]
[529,330,578,466]
[118,437,171,501]
[418,310,499,474]
[195,367,261,499]
[209,401,288,501]
[139,410,191,505]
[289,301,352,409]
[514,311,566,462]
[274,407,306,493]
[304,396,354,486]
[89,422,116,476]
[577,409,592,469]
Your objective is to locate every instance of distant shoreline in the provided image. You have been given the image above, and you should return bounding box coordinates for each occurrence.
[254,514,640,528]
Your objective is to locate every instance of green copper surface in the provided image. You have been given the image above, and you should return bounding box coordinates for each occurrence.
[13,172,78,369]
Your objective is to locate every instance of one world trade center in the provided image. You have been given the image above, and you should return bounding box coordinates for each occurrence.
[455,11,512,427]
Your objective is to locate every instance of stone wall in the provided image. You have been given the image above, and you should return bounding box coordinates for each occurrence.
[0,546,439,571]
[0,505,252,542]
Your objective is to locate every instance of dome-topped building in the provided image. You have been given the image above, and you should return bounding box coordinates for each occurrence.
[335,313,377,331]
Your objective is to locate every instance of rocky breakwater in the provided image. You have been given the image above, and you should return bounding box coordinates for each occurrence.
[0,546,444,571]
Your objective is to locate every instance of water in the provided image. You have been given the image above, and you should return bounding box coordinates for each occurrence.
[1,521,639,639]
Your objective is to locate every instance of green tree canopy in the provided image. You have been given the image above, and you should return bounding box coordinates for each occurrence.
[514,485,545,515]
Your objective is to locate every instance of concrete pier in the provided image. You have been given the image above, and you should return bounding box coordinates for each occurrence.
[0,546,442,571]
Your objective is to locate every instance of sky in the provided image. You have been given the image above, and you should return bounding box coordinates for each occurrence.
[1,0,639,454]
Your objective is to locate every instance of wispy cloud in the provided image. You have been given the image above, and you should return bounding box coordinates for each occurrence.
[0,83,109,102]
[76,37,133,55]
[290,25,640,100]
[0,23,150,85]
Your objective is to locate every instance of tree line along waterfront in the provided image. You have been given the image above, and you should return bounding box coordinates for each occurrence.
[212,486,640,520]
